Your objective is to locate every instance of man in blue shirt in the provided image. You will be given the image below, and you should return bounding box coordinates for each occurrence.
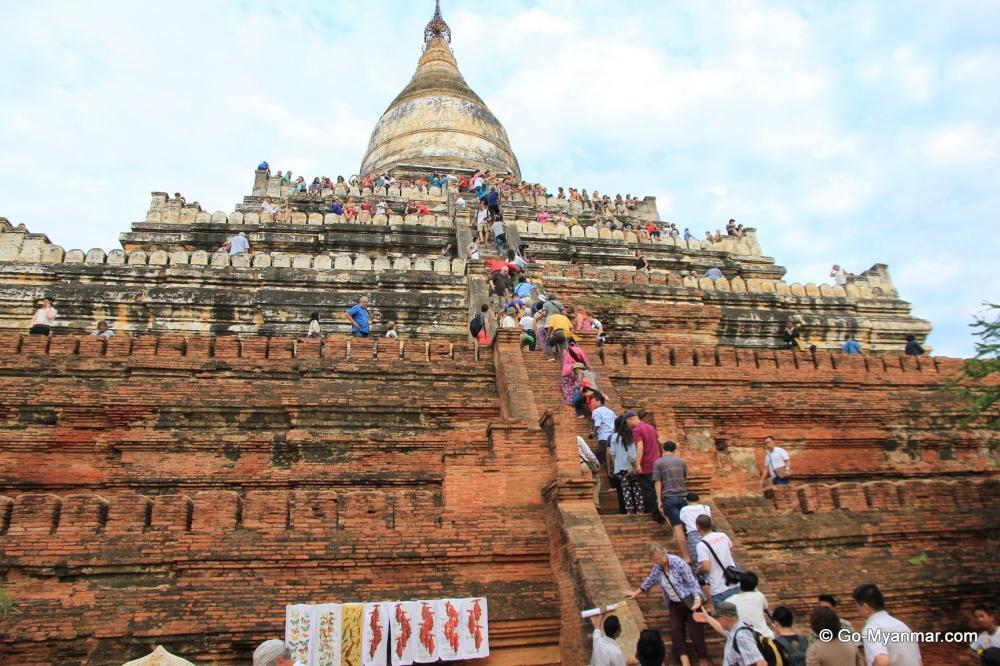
[345,296,370,337]
[591,394,617,496]
[842,337,862,355]
[330,199,344,215]
[257,161,269,173]
[485,186,501,221]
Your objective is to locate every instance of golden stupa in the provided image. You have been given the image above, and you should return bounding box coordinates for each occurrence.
[359,1,521,179]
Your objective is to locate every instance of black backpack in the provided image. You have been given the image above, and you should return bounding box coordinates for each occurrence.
[774,634,807,666]
[733,625,790,666]
[469,314,484,336]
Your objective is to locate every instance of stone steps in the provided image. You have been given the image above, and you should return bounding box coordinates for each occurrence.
[602,513,726,662]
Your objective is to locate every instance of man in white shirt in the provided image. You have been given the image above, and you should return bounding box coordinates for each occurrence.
[695,515,739,608]
[589,612,626,666]
[454,195,466,211]
[728,571,773,638]
[830,264,852,286]
[679,494,711,573]
[759,436,791,486]
[578,435,601,507]
[971,604,1000,655]
[466,240,481,261]
[222,232,250,256]
[500,307,518,329]
[476,202,489,243]
[852,583,922,665]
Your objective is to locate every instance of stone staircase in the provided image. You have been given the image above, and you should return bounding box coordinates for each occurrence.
[602,513,725,663]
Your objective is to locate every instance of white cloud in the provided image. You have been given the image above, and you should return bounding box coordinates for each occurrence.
[923,123,998,165]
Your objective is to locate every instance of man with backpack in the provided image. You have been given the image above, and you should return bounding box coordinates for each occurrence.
[692,602,768,665]
[470,304,490,346]
[771,606,808,665]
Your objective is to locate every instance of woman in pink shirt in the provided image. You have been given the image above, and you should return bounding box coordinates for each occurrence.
[536,209,550,224]
[561,343,588,404]
[29,298,57,335]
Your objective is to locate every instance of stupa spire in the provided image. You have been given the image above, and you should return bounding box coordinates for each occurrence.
[424,0,451,44]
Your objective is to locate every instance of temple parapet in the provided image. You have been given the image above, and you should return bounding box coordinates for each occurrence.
[541,263,931,351]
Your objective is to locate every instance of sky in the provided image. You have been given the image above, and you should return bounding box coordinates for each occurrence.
[0,0,996,357]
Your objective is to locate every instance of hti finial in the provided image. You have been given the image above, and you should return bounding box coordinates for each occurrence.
[424,0,451,44]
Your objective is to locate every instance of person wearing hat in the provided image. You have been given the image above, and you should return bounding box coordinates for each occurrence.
[252,639,294,666]
[28,297,57,335]
[500,307,518,329]
[693,602,766,665]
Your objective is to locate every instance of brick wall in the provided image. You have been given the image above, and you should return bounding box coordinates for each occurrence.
[0,335,560,665]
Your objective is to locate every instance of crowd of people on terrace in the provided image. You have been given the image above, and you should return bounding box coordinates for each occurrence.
[245,161,765,246]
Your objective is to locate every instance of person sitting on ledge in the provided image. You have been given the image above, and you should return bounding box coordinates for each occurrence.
[91,320,114,340]
[842,337,862,355]
[307,177,322,196]
[275,200,291,223]
[359,199,373,218]
[256,160,270,174]
[342,198,358,222]
[375,199,387,216]
[28,297,58,335]
[306,312,323,340]
[292,176,306,193]
[405,201,418,216]
[330,199,344,216]
[782,320,816,351]
[704,267,723,281]
[704,231,714,243]
[260,197,280,216]
[173,192,186,204]
[417,201,431,216]
[536,208,550,225]
[904,334,925,356]
[441,242,457,259]
[726,218,738,236]
[252,639,292,666]
[384,321,398,339]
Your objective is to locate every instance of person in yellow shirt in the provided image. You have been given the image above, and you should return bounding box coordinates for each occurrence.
[546,312,576,360]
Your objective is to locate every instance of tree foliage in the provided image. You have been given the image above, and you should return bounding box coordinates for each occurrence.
[950,303,1000,430]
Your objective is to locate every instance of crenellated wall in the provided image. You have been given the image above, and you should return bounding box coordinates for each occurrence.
[539,263,930,352]
[0,333,562,665]
[0,221,469,338]
[716,477,999,665]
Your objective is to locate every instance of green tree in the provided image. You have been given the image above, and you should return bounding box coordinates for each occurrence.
[951,303,1000,430]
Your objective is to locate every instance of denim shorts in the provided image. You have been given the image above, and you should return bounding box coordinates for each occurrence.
[662,495,688,526]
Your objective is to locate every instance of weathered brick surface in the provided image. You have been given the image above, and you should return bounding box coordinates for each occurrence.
[0,335,560,665]
[0,330,996,665]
